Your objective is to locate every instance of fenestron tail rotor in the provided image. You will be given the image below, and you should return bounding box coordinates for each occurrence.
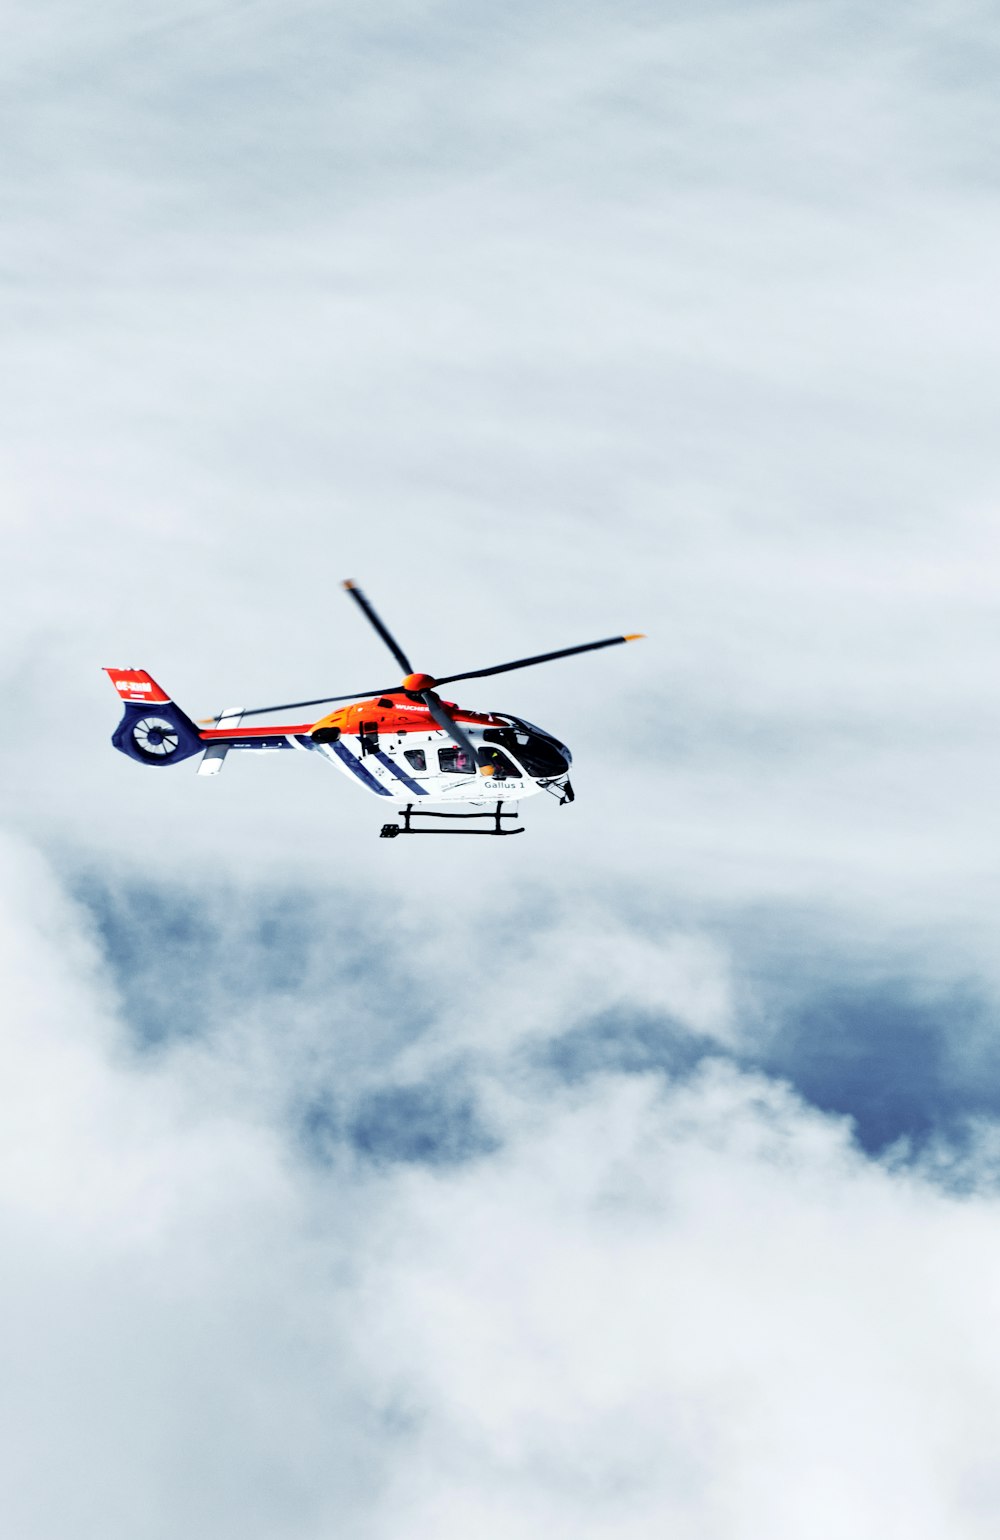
[132,717,181,757]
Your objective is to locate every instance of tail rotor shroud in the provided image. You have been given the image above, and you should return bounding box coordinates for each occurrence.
[111,700,205,767]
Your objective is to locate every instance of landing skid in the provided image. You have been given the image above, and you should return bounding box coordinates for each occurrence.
[380,803,525,838]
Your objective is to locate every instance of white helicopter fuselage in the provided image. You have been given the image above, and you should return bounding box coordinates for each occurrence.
[311,721,554,803]
[189,692,574,807]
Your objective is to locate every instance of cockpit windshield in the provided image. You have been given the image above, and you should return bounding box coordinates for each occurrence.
[483,724,569,778]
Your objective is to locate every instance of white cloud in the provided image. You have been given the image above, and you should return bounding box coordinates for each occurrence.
[356,1067,1000,1540]
[0,838,379,1537]
[3,836,1000,1537]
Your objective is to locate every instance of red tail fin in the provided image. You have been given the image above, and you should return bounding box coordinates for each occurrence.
[104,668,171,705]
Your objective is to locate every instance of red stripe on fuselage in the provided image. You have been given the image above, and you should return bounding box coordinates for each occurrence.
[198,697,498,742]
[199,723,314,739]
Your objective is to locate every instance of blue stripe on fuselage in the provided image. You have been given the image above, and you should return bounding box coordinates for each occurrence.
[327,740,392,796]
[373,750,428,796]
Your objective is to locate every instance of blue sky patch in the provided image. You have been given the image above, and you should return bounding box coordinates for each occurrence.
[348,1081,499,1168]
[759,979,1000,1156]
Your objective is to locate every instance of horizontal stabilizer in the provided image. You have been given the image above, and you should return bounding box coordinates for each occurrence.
[197,744,228,776]
[196,707,244,776]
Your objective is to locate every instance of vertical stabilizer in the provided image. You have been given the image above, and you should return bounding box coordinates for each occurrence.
[105,668,171,705]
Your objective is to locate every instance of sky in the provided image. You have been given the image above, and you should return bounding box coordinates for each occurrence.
[3,1,1000,1535]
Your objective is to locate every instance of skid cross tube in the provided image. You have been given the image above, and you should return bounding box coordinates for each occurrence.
[380,803,525,838]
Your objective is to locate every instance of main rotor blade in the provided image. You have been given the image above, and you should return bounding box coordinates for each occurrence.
[434,634,644,688]
[233,579,413,720]
[213,630,644,722]
[232,687,399,721]
[421,690,483,769]
[342,579,414,675]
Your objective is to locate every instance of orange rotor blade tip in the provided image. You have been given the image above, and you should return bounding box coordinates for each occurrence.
[197,717,215,724]
[342,578,356,590]
[624,633,646,642]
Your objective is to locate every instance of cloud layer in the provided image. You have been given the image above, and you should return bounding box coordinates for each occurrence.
[6,837,1000,1539]
[4,1,1000,1533]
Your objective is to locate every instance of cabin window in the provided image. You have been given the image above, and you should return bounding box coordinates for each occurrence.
[438,746,477,775]
[403,749,427,771]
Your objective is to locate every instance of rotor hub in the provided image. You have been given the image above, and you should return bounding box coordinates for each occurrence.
[401,672,435,692]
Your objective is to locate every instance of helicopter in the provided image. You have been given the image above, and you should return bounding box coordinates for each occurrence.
[106,580,644,837]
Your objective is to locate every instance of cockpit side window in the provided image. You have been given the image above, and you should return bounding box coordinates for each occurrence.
[479,747,521,781]
[403,749,427,771]
[438,746,477,775]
